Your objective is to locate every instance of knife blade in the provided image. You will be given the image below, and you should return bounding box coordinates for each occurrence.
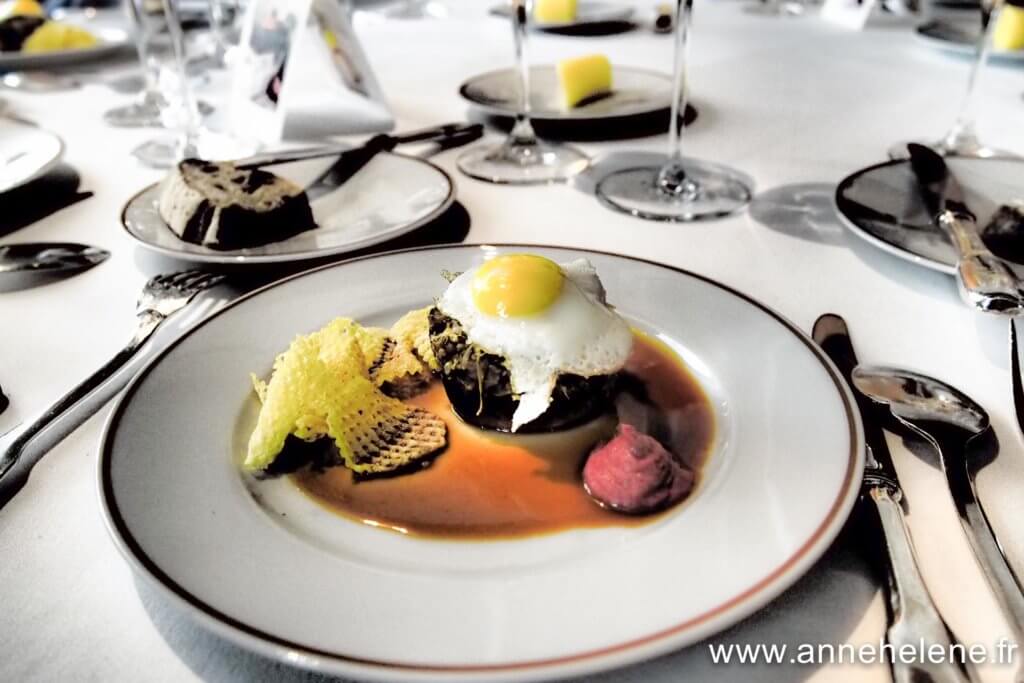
[813,313,899,484]
[906,143,1024,315]
[235,123,483,171]
[0,242,109,276]
[812,313,976,683]
[299,123,483,201]
[906,143,974,220]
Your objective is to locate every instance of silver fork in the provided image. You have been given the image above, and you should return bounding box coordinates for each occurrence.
[0,270,224,497]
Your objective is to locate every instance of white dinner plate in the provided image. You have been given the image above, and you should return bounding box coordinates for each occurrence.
[834,156,1024,276]
[489,1,635,30]
[0,117,63,194]
[914,21,1024,64]
[460,66,672,122]
[99,245,863,682]
[121,152,455,265]
[0,25,128,71]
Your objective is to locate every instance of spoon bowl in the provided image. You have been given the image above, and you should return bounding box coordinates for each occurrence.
[0,242,109,276]
[851,365,989,436]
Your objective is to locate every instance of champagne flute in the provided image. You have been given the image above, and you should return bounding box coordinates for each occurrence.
[594,0,751,221]
[889,0,1006,159]
[456,0,588,185]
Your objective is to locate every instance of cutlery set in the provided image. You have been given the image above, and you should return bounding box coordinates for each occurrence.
[814,314,977,683]
[815,313,1024,683]
[804,144,1024,682]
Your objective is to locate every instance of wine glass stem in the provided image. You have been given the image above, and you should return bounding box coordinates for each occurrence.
[510,0,538,145]
[207,0,229,63]
[945,3,996,149]
[659,0,697,197]
[127,0,160,99]
[162,0,200,157]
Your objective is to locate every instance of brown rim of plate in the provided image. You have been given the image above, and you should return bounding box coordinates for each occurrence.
[98,243,864,676]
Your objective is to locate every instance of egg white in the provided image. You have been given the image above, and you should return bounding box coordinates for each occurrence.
[438,258,633,431]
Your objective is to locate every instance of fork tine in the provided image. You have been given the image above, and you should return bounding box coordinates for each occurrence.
[146,272,179,289]
[165,270,206,288]
[178,271,223,293]
[191,272,226,291]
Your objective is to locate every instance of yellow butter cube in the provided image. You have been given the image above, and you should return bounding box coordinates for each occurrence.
[534,0,577,23]
[556,54,613,109]
[994,4,1024,51]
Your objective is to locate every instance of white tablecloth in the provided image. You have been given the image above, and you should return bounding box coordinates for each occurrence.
[3,1,1024,681]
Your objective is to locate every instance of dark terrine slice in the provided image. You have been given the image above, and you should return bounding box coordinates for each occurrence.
[158,159,317,251]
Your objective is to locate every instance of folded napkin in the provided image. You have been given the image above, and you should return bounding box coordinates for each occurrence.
[0,164,92,239]
[229,0,393,143]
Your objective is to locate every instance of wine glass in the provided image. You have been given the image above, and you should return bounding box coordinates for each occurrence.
[888,0,1006,159]
[456,0,588,185]
[131,0,259,168]
[130,0,202,167]
[594,0,751,221]
[103,0,171,128]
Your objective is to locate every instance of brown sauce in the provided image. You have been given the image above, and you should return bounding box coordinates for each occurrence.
[291,333,715,539]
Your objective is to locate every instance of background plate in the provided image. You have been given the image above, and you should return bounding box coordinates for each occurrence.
[0,117,63,194]
[121,152,455,265]
[100,245,862,682]
[460,66,672,122]
[489,1,634,30]
[834,156,1024,276]
[0,25,128,71]
[914,21,1024,64]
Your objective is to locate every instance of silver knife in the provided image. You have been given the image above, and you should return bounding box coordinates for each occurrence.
[906,143,1024,315]
[0,242,109,276]
[813,313,976,683]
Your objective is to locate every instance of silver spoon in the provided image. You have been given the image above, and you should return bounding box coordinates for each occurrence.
[0,242,109,276]
[852,365,1024,675]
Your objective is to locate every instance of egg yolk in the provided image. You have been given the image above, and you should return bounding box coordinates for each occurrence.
[471,254,564,318]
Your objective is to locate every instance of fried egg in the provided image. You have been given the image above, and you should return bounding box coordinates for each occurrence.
[437,254,633,431]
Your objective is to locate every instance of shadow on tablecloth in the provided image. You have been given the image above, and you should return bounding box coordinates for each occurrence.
[133,517,879,683]
[470,104,699,143]
[748,183,847,247]
[748,181,966,309]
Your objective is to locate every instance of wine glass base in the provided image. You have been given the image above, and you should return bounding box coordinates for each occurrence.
[743,1,806,15]
[596,159,752,222]
[377,0,448,18]
[104,99,215,129]
[457,139,588,185]
[132,138,180,169]
[131,129,261,169]
[104,101,163,128]
[887,139,1013,160]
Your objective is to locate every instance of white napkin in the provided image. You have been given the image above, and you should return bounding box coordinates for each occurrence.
[229,0,394,144]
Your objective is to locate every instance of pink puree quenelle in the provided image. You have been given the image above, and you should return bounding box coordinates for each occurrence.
[583,423,695,514]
